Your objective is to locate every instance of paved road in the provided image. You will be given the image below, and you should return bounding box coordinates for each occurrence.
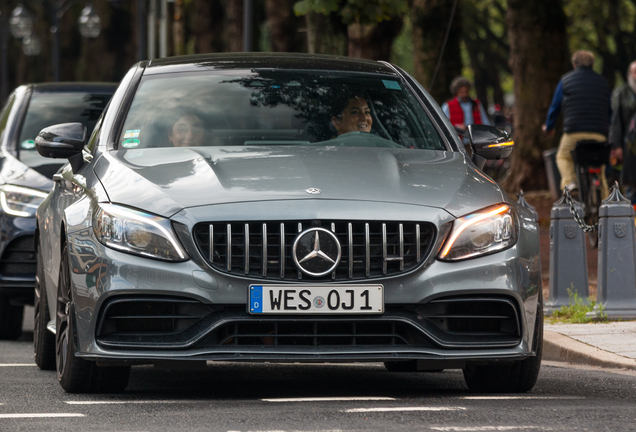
[2,311,636,432]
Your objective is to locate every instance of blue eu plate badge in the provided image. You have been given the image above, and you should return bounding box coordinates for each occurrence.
[250,285,263,313]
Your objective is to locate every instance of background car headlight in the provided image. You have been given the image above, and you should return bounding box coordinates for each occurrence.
[438,204,518,261]
[93,204,189,262]
[0,185,49,218]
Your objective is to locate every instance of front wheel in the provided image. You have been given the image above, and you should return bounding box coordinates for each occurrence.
[463,301,543,393]
[56,244,130,393]
[34,246,56,370]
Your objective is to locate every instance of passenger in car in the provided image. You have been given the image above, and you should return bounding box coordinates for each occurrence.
[168,112,205,147]
[330,93,373,136]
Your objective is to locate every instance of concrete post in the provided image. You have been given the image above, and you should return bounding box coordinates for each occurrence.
[517,190,539,221]
[590,184,636,319]
[545,195,589,313]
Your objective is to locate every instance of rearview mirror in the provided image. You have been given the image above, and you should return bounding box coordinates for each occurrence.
[35,122,87,159]
[468,124,514,160]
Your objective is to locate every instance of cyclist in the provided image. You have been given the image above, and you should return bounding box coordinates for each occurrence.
[542,50,611,198]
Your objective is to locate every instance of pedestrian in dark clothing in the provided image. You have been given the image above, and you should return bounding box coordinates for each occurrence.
[543,50,612,197]
[609,61,636,204]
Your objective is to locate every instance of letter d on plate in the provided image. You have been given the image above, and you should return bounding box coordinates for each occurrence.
[251,285,263,313]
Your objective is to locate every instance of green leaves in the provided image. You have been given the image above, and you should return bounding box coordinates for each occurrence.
[294,0,408,25]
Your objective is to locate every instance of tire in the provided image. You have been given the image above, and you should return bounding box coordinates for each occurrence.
[0,297,24,340]
[56,244,130,393]
[34,245,56,370]
[463,299,543,393]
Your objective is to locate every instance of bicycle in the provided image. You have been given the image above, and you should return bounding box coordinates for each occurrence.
[570,140,612,248]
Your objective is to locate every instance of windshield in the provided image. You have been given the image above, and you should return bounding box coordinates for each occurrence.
[18,91,112,177]
[119,71,446,151]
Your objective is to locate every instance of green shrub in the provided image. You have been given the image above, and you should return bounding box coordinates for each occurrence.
[549,287,608,323]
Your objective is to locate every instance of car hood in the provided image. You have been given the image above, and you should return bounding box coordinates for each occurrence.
[94,146,504,218]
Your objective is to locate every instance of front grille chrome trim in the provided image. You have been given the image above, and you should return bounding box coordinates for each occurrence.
[244,223,250,275]
[348,223,353,279]
[365,223,370,277]
[226,224,232,272]
[382,223,387,275]
[280,223,285,279]
[262,223,267,277]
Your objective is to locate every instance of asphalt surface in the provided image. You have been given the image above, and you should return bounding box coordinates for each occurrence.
[2,309,636,432]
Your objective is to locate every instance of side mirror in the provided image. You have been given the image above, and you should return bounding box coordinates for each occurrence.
[468,124,514,160]
[35,122,87,159]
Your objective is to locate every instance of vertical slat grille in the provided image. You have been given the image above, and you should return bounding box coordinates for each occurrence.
[262,223,267,277]
[193,220,436,282]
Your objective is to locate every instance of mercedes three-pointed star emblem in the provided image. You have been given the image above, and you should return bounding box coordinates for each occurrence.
[292,228,341,277]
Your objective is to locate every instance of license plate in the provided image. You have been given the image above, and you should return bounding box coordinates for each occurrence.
[249,285,384,315]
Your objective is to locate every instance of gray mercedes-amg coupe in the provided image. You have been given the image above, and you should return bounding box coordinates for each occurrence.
[33,53,542,394]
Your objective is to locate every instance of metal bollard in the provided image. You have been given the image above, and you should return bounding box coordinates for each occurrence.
[590,184,636,319]
[517,190,539,221]
[545,195,589,314]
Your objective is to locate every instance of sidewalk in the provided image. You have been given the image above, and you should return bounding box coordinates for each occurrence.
[544,322,636,370]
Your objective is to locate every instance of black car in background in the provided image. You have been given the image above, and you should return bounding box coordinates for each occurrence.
[0,83,116,339]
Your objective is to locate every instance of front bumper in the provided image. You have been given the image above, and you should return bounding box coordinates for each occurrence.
[63,200,541,365]
[0,214,36,301]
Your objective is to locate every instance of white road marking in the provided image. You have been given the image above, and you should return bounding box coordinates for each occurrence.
[262,397,395,402]
[65,400,209,405]
[0,364,37,367]
[430,427,556,431]
[344,407,466,413]
[0,413,85,419]
[460,396,585,400]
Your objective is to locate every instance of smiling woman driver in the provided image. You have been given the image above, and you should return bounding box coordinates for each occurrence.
[330,93,373,136]
[168,112,205,147]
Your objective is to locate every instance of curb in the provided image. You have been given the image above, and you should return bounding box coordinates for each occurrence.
[543,331,636,371]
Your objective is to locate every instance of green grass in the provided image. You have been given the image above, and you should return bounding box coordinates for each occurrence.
[547,287,608,323]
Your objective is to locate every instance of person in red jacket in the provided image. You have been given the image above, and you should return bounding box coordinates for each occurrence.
[442,77,491,129]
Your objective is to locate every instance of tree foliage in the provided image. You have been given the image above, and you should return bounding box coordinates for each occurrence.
[293,0,408,25]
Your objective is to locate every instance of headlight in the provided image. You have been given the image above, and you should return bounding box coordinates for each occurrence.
[93,204,189,262]
[0,185,49,218]
[438,204,518,261]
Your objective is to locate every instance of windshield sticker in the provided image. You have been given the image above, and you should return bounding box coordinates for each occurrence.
[123,129,140,139]
[382,80,402,90]
[20,139,36,150]
[122,138,140,148]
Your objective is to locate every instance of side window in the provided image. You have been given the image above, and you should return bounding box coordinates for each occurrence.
[0,93,17,144]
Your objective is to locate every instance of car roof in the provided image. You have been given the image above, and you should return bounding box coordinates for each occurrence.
[30,82,118,94]
[144,52,398,76]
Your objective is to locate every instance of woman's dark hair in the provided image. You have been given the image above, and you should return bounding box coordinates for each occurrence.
[331,91,369,119]
[165,109,202,134]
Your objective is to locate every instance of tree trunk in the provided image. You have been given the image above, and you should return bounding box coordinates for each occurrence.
[192,0,226,53]
[504,0,569,192]
[305,12,347,56]
[223,0,244,52]
[264,0,304,52]
[410,0,463,104]
[347,18,403,61]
